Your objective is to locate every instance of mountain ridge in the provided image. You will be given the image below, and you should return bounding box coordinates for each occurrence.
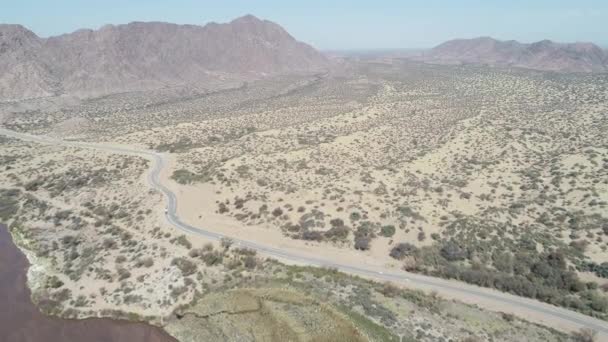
[0,15,328,101]
[415,36,608,73]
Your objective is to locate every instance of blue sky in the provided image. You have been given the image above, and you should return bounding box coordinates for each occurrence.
[2,0,607,49]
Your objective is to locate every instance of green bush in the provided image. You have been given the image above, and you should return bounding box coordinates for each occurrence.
[380,225,396,237]
[171,169,203,184]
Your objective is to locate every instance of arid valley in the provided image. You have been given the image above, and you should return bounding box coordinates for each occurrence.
[1,7,608,342]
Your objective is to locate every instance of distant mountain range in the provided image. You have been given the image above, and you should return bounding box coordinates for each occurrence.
[414,37,608,73]
[2,17,606,102]
[0,15,328,101]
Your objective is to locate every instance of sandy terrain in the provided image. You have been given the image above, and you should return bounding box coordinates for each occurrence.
[1,60,607,340]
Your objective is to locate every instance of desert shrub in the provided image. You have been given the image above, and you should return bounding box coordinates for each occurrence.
[24,178,45,191]
[396,206,424,221]
[302,230,324,241]
[330,218,345,228]
[172,235,192,249]
[234,248,256,256]
[501,312,515,322]
[45,275,64,289]
[243,255,257,269]
[349,287,397,326]
[299,217,316,230]
[353,222,376,251]
[580,261,608,278]
[325,226,349,240]
[171,257,197,276]
[390,243,417,260]
[220,237,233,249]
[492,251,514,273]
[380,282,400,298]
[115,255,127,263]
[171,169,202,184]
[256,178,268,187]
[218,203,229,213]
[440,241,466,261]
[417,231,426,241]
[570,240,589,252]
[272,207,283,217]
[124,294,143,305]
[225,258,242,270]
[0,189,21,220]
[428,256,608,319]
[571,328,597,342]
[156,138,197,153]
[117,268,131,280]
[355,236,371,250]
[135,257,154,268]
[61,235,80,247]
[74,295,88,307]
[202,251,223,266]
[584,290,608,312]
[380,225,395,237]
[54,209,72,221]
[188,248,203,258]
[102,238,117,249]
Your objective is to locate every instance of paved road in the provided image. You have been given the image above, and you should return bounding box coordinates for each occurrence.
[2,127,608,337]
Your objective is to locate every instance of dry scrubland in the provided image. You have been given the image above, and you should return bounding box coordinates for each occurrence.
[1,60,608,340]
[0,136,207,319]
[0,136,568,342]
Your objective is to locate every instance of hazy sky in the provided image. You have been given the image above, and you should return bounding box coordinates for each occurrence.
[2,0,607,49]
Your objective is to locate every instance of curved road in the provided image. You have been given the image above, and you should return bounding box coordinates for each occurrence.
[2,127,608,337]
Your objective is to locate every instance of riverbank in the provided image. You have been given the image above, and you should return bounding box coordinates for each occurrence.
[0,224,177,342]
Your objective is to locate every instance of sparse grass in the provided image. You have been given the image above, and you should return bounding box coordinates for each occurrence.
[338,306,402,342]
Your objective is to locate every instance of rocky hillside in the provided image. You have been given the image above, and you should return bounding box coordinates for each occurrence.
[416,37,607,73]
[0,15,328,100]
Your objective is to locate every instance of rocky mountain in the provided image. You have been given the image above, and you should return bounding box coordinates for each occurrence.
[0,15,328,100]
[415,37,608,73]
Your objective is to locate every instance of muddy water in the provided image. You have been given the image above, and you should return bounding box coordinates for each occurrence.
[0,224,178,342]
